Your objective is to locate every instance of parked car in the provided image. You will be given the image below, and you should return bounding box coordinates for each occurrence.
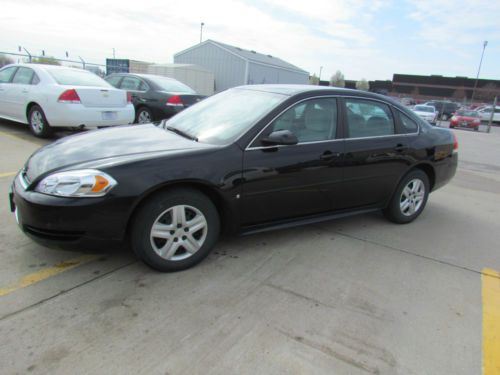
[412,104,438,124]
[449,110,481,131]
[104,73,205,124]
[0,64,134,137]
[423,101,459,120]
[477,106,500,123]
[10,85,458,272]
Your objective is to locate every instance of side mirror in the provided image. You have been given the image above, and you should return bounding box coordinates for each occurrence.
[261,130,298,146]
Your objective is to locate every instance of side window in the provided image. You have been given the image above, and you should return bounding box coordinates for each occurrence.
[105,75,122,87]
[399,112,418,133]
[120,77,142,91]
[345,99,394,138]
[12,67,34,84]
[0,67,18,83]
[269,98,337,143]
[139,80,149,91]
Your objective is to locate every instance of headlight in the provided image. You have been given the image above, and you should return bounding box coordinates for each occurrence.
[35,169,117,197]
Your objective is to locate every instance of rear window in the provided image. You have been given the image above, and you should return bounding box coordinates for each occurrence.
[147,76,195,93]
[457,110,479,117]
[47,68,110,87]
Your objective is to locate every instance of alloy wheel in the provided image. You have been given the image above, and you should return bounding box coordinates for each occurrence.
[138,110,151,123]
[400,178,425,216]
[150,205,208,261]
[31,110,44,134]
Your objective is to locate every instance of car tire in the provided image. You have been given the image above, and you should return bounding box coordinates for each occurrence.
[130,188,220,272]
[474,127,479,131]
[136,107,153,124]
[28,105,52,138]
[383,169,430,224]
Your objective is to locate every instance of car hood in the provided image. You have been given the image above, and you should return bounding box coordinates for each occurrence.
[24,124,215,181]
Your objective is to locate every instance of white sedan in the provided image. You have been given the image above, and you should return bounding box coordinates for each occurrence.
[0,64,135,137]
[477,106,500,123]
[412,104,438,125]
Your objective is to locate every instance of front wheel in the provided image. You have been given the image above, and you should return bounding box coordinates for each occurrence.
[28,105,52,138]
[383,170,430,224]
[130,188,220,272]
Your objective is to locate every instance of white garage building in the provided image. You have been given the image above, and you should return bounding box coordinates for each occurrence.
[174,40,309,93]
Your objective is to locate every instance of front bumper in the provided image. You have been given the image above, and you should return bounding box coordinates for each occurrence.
[9,173,132,250]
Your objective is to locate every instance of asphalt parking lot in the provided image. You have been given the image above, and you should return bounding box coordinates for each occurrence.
[0,120,499,374]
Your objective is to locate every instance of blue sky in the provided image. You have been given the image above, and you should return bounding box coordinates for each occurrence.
[0,0,498,81]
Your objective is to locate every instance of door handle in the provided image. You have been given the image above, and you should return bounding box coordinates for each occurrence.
[394,144,408,153]
[320,151,341,160]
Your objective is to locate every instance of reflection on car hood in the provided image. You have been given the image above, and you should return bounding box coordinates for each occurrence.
[24,124,214,181]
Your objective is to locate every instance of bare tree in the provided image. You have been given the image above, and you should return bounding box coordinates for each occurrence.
[355,78,369,91]
[0,54,14,68]
[329,70,345,88]
[476,83,500,102]
[32,56,61,65]
[309,74,319,85]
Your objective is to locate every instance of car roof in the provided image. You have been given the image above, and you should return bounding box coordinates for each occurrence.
[234,84,391,100]
[108,73,177,81]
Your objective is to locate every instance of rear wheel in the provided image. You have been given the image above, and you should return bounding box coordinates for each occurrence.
[136,107,153,124]
[28,105,52,138]
[383,170,429,224]
[130,188,220,272]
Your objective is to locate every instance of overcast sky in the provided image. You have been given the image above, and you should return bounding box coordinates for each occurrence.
[1,0,499,81]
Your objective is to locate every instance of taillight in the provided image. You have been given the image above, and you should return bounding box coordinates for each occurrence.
[451,116,457,122]
[453,132,458,151]
[127,92,132,103]
[58,89,81,103]
[166,95,183,107]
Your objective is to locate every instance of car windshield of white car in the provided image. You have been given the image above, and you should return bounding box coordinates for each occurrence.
[164,88,286,145]
[47,69,110,87]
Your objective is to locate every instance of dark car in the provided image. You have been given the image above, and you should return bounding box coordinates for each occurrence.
[104,73,205,123]
[10,85,458,272]
[424,101,459,121]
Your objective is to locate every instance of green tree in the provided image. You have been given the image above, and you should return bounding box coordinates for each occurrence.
[355,78,369,91]
[32,56,61,65]
[309,73,319,85]
[0,54,14,68]
[329,70,345,88]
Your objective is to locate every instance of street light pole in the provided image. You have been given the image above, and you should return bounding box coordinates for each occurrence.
[318,66,323,85]
[112,48,116,59]
[470,40,488,105]
[200,22,205,43]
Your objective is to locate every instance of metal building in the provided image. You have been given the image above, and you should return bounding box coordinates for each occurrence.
[174,40,309,93]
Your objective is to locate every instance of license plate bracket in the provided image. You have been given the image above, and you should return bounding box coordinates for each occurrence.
[102,111,117,120]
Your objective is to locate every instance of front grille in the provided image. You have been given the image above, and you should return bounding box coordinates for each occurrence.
[23,225,84,241]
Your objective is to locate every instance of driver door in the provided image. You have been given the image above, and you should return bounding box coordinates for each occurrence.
[240,97,344,226]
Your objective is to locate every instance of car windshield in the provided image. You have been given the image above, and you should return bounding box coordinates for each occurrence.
[47,68,110,87]
[164,88,286,145]
[145,75,195,93]
[457,110,479,117]
[415,105,434,113]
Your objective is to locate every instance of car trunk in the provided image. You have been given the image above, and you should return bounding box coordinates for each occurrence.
[178,94,206,108]
[74,87,127,108]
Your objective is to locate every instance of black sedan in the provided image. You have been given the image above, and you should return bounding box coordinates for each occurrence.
[104,73,205,124]
[10,85,458,272]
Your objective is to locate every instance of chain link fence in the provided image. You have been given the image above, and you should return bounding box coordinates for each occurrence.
[0,51,107,77]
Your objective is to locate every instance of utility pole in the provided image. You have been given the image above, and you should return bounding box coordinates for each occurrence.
[200,22,205,43]
[487,96,497,134]
[112,48,116,59]
[318,66,323,85]
[470,40,488,105]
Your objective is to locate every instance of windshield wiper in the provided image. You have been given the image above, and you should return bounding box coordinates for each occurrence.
[166,126,198,142]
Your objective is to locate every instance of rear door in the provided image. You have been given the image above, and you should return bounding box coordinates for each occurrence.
[340,97,415,209]
[0,66,18,119]
[9,67,38,121]
[241,97,344,225]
